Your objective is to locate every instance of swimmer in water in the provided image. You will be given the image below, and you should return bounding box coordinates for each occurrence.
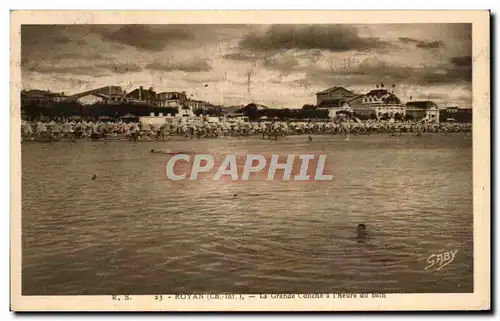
[91,174,97,180]
[308,135,312,142]
[150,149,171,154]
[357,224,367,239]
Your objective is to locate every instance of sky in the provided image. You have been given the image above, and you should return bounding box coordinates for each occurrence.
[21,24,472,108]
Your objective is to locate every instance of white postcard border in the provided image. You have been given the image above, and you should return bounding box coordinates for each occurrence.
[10,10,490,311]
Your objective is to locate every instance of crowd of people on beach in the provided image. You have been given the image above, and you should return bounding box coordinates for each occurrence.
[21,119,472,142]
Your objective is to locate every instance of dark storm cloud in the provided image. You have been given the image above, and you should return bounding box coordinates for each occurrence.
[398,37,444,49]
[21,25,111,72]
[145,60,212,73]
[97,24,247,52]
[416,40,443,49]
[441,56,472,83]
[451,55,472,67]
[22,25,74,46]
[21,25,95,51]
[22,25,80,63]
[99,25,196,51]
[24,61,142,77]
[303,57,471,88]
[239,25,390,52]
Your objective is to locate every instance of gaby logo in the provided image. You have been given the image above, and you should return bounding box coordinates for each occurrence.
[165,153,334,181]
[425,249,459,271]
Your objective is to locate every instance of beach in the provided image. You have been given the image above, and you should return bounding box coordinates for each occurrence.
[20,119,472,142]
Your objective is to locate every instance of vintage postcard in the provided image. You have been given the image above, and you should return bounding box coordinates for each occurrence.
[10,10,490,311]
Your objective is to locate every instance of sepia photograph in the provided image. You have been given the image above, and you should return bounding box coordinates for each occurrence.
[10,10,490,311]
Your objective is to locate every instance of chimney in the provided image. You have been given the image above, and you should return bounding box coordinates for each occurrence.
[139,86,143,101]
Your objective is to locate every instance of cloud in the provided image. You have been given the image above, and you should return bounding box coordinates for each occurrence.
[398,36,444,49]
[263,55,300,74]
[145,60,212,72]
[23,64,98,76]
[20,24,473,108]
[21,25,113,72]
[441,56,471,83]
[22,52,107,68]
[223,52,261,62]
[96,63,143,74]
[24,62,142,77]
[239,25,390,52]
[51,75,92,88]
[416,41,443,49]
[451,55,472,67]
[99,25,196,51]
[302,55,471,88]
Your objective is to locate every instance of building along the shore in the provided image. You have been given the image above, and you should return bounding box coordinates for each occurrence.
[187,99,207,110]
[126,86,157,105]
[315,85,406,120]
[139,112,175,126]
[316,99,352,118]
[405,101,440,122]
[349,87,406,120]
[71,86,127,104]
[21,89,70,107]
[316,87,358,105]
[156,91,188,108]
[315,87,356,118]
[75,93,108,105]
[439,107,472,123]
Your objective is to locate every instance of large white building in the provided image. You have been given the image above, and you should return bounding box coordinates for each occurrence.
[139,112,175,126]
[177,105,196,118]
[349,89,406,120]
[76,93,106,106]
[405,101,440,122]
[156,92,188,108]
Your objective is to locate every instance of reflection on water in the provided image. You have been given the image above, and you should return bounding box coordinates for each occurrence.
[21,134,473,295]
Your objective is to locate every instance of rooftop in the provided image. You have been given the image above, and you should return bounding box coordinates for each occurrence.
[317,99,348,108]
[365,89,390,98]
[406,101,438,109]
[316,86,355,95]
